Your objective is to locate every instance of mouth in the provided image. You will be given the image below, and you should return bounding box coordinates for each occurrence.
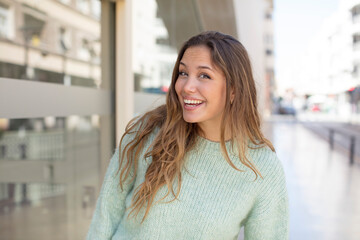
[183,99,205,110]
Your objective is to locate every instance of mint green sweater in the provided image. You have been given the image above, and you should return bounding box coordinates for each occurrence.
[87,130,289,240]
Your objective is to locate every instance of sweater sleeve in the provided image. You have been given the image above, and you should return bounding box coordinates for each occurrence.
[243,153,289,240]
[86,135,136,240]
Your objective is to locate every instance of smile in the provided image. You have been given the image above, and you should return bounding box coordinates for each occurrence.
[183,99,205,110]
[184,99,204,104]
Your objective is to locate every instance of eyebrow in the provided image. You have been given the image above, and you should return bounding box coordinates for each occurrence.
[180,62,214,72]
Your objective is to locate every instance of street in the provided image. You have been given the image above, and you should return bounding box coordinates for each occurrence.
[262,118,360,240]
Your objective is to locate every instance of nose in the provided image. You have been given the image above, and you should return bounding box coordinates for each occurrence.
[182,76,197,93]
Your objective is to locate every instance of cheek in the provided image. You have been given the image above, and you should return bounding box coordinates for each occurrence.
[221,87,227,103]
[175,79,182,96]
[211,84,226,101]
[215,84,227,108]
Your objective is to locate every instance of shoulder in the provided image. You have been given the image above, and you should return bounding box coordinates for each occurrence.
[248,145,283,176]
[247,145,286,192]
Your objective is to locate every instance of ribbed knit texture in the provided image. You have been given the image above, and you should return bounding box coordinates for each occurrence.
[87,130,289,240]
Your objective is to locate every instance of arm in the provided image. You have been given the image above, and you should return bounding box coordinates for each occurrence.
[86,137,136,239]
[243,154,289,240]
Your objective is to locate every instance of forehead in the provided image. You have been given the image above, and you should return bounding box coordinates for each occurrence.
[180,45,214,67]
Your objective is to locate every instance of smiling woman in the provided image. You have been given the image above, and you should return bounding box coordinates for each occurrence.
[175,45,231,141]
[87,31,289,240]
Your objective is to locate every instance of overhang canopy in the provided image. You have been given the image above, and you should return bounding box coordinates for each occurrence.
[156,0,237,50]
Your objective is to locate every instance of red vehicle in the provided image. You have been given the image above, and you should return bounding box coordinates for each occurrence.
[311,104,321,112]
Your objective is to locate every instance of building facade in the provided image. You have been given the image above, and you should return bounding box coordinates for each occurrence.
[0,0,275,239]
[293,0,360,117]
[264,0,275,115]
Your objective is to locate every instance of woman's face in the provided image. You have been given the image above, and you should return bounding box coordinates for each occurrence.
[175,45,229,130]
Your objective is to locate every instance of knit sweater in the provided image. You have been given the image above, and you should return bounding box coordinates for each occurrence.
[86,130,289,240]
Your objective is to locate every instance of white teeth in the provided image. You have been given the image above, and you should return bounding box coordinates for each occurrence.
[184,99,203,104]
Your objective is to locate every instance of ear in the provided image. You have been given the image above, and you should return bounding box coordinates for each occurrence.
[230,88,235,104]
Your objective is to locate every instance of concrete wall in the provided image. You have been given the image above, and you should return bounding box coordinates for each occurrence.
[233,0,267,115]
[134,92,166,116]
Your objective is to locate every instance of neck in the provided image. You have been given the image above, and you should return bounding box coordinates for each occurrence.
[198,122,231,142]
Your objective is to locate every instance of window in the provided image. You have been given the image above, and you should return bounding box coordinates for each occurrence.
[133,0,178,93]
[266,49,273,56]
[0,114,111,239]
[353,34,360,50]
[0,184,9,201]
[78,38,91,61]
[265,12,272,20]
[353,64,359,77]
[91,0,101,19]
[59,27,72,53]
[0,3,13,39]
[59,0,71,4]
[77,0,90,15]
[0,2,112,239]
[351,4,360,22]
[23,13,45,46]
[353,34,360,43]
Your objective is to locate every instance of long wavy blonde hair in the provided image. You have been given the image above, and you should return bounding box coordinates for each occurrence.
[118,31,275,223]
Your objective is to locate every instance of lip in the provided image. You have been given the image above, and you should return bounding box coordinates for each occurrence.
[183,101,204,111]
[181,96,205,111]
[183,96,205,101]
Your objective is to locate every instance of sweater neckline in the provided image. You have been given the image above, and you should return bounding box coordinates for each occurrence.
[196,135,232,143]
[195,135,237,156]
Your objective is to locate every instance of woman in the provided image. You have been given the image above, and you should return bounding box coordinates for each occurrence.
[87,31,289,240]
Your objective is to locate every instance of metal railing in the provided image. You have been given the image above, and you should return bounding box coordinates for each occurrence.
[328,128,356,164]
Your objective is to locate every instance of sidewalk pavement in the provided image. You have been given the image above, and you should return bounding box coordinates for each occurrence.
[262,119,360,240]
[270,112,360,163]
[301,121,360,164]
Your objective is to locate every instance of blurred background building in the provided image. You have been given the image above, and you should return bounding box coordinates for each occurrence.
[1,0,359,240]
[0,0,101,87]
[275,0,360,122]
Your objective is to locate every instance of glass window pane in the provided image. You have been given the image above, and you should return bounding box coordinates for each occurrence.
[133,0,201,94]
[0,1,102,89]
[0,114,114,239]
[0,1,114,239]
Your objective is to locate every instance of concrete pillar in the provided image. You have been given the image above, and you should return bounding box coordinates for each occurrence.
[115,0,134,143]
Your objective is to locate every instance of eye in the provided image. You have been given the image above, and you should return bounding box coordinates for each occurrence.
[178,71,188,77]
[199,73,211,79]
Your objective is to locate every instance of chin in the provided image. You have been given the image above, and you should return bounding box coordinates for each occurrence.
[183,118,197,123]
[182,115,199,123]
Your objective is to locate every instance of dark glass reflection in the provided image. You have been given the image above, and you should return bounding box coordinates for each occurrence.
[0,115,103,239]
